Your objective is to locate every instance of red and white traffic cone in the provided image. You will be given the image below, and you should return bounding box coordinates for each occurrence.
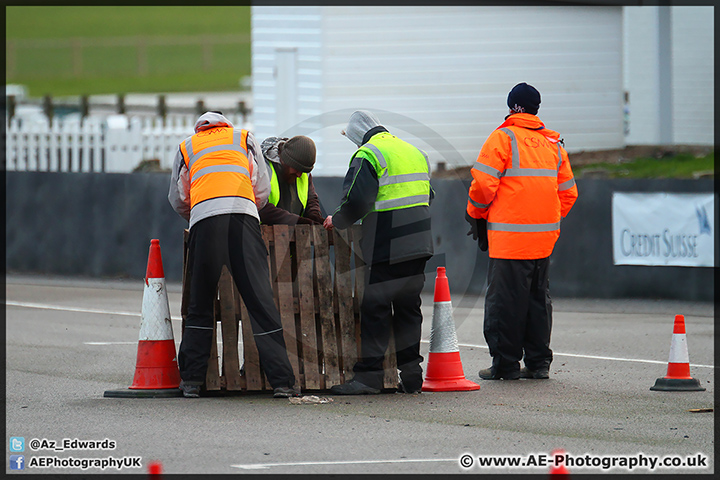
[104,239,183,398]
[650,314,705,391]
[421,267,480,392]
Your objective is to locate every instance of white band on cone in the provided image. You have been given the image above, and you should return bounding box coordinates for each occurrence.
[139,277,174,341]
[668,334,690,364]
[428,301,459,353]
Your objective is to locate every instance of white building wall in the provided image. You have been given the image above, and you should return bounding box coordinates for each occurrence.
[251,7,324,143]
[623,6,714,146]
[623,7,662,145]
[670,7,714,145]
[253,6,625,176]
[319,6,623,176]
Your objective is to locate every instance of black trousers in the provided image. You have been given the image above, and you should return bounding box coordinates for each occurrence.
[352,258,428,390]
[179,214,295,389]
[483,257,553,374]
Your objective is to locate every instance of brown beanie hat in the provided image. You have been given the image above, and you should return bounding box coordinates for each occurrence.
[279,135,316,173]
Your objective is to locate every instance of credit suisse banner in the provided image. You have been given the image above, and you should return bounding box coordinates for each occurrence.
[612,192,715,267]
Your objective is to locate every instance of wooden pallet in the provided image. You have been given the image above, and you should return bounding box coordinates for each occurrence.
[181,224,397,392]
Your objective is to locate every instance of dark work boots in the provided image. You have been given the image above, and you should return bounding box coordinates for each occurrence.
[478,367,520,380]
[520,367,550,379]
[330,379,381,395]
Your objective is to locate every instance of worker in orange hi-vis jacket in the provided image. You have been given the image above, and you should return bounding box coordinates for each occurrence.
[465,83,578,381]
[168,111,299,399]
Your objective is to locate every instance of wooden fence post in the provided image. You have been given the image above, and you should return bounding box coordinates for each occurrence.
[238,101,248,124]
[157,95,167,122]
[117,94,126,114]
[7,95,16,122]
[42,95,54,127]
[80,95,89,124]
[195,100,205,116]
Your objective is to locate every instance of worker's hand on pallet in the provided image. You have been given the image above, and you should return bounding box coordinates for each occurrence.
[323,215,334,231]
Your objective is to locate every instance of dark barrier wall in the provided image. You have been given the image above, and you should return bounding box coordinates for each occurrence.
[6,172,714,301]
[6,172,189,282]
[549,178,715,301]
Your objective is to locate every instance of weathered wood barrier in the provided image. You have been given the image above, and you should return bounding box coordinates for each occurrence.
[181,224,397,392]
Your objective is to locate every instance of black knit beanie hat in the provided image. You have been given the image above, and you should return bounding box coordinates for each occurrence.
[279,135,316,173]
[507,82,541,115]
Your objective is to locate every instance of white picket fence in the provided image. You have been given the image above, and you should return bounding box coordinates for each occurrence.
[4,114,249,173]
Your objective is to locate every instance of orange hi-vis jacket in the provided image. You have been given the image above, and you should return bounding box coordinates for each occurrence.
[180,126,255,213]
[466,113,578,259]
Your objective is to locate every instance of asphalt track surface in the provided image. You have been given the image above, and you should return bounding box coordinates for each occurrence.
[5,274,715,476]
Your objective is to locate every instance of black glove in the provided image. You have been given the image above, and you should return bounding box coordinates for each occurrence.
[465,212,488,252]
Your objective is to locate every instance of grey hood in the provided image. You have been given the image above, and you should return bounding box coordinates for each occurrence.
[260,136,287,165]
[343,110,382,146]
[194,111,234,133]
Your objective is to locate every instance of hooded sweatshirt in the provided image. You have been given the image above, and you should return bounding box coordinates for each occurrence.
[333,112,434,265]
[168,112,270,229]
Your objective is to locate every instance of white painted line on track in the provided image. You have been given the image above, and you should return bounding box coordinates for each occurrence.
[5,300,183,321]
[231,457,458,470]
[423,340,715,369]
[7,300,714,369]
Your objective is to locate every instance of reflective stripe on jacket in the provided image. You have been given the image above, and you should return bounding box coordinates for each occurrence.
[466,113,578,259]
[267,160,309,213]
[354,132,431,212]
[180,127,256,213]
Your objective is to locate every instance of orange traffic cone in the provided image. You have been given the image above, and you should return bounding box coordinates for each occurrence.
[421,267,480,392]
[549,449,570,476]
[650,314,705,392]
[104,239,183,398]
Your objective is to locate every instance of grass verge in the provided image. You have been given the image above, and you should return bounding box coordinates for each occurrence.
[573,152,714,179]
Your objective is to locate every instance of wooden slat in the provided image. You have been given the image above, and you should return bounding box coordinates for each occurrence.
[218,266,243,390]
[296,225,321,390]
[181,223,396,393]
[238,291,265,391]
[256,224,276,390]
[350,224,365,354]
[205,293,221,390]
[333,228,357,381]
[351,225,366,305]
[313,226,339,388]
[382,330,398,389]
[180,229,191,321]
[349,224,396,389]
[262,225,279,308]
[272,225,300,384]
[230,281,247,391]
[179,230,190,389]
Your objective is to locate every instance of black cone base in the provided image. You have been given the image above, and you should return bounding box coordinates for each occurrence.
[103,388,184,398]
[650,377,706,392]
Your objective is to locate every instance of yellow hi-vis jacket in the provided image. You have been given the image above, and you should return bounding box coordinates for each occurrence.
[267,160,309,214]
[355,132,431,213]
